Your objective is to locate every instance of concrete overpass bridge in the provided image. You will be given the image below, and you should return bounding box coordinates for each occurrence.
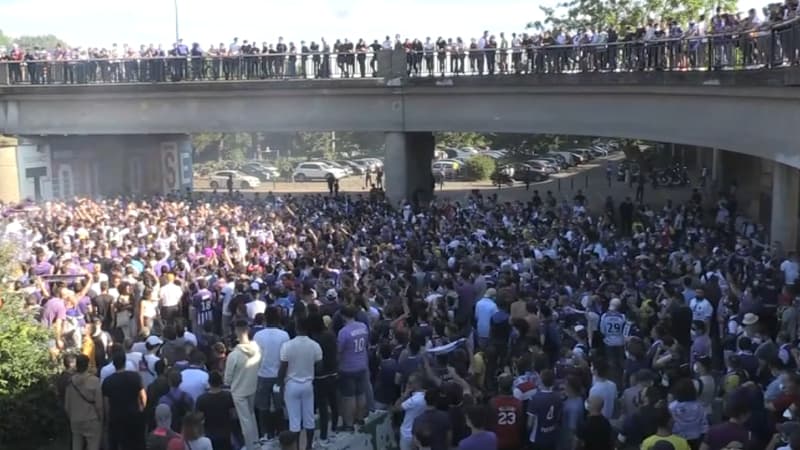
[0,60,799,247]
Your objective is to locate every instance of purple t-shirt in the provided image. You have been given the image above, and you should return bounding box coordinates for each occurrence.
[337,321,369,373]
[33,261,54,276]
[458,431,497,450]
[41,297,66,328]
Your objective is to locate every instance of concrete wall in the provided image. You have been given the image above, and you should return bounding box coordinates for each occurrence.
[0,143,19,202]
[1,73,799,169]
[0,135,193,201]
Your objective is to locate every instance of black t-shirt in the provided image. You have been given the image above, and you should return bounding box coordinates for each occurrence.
[311,330,338,376]
[102,371,143,423]
[93,293,114,328]
[577,415,614,450]
[668,302,693,347]
[196,390,235,438]
[412,409,451,450]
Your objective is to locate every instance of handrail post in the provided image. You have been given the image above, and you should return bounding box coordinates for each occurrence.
[0,62,9,85]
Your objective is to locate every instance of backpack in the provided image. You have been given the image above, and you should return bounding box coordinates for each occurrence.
[161,390,189,431]
[139,355,155,377]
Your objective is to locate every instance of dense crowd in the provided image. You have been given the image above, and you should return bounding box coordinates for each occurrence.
[6,174,800,450]
[3,3,800,85]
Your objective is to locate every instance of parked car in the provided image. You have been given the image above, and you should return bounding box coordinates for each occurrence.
[208,170,261,189]
[239,162,280,181]
[292,162,348,181]
[551,151,581,166]
[526,159,559,174]
[432,160,462,179]
[569,148,597,161]
[336,160,366,175]
[539,155,569,169]
[513,164,550,182]
[589,145,610,156]
[354,158,383,172]
[319,160,353,176]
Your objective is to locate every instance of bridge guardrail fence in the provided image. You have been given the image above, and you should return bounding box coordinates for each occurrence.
[0,17,797,85]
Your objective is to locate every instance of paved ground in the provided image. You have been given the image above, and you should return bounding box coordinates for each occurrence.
[195,153,704,211]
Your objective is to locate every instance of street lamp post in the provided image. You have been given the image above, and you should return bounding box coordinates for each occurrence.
[174,0,180,42]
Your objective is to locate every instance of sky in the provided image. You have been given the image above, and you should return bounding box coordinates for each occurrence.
[0,0,768,48]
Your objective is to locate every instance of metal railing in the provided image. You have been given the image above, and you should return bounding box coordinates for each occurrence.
[0,18,797,85]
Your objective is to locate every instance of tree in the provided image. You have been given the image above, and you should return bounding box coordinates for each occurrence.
[191,133,253,163]
[490,134,565,162]
[15,34,66,50]
[0,243,62,447]
[292,132,334,160]
[464,155,496,180]
[434,132,489,150]
[532,0,735,32]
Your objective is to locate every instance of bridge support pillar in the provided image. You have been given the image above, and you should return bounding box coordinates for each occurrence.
[6,134,193,201]
[711,148,722,186]
[384,132,434,206]
[771,162,800,251]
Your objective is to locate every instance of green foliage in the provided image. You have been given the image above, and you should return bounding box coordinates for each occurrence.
[532,0,736,32]
[463,155,496,181]
[192,133,254,163]
[293,132,334,160]
[435,132,489,150]
[0,243,62,447]
[275,159,296,177]
[0,30,67,51]
[16,34,67,50]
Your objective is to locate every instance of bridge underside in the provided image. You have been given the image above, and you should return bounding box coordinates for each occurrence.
[1,71,799,248]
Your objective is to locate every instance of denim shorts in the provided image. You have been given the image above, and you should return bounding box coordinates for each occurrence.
[338,370,368,397]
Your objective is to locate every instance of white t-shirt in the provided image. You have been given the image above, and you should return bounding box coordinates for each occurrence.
[589,378,618,420]
[254,327,290,378]
[159,283,183,308]
[690,298,713,323]
[139,354,160,387]
[280,336,322,383]
[246,300,267,321]
[100,361,137,383]
[781,260,799,285]
[180,367,210,401]
[400,391,427,439]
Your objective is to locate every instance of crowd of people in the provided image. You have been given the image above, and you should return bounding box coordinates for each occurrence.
[5,170,800,450]
[3,3,800,85]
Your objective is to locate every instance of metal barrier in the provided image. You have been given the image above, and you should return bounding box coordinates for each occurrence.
[0,18,798,85]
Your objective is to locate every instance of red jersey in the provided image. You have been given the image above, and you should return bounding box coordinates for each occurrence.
[490,395,523,450]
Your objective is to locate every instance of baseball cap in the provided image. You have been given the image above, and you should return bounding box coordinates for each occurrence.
[326,288,338,300]
[145,335,163,347]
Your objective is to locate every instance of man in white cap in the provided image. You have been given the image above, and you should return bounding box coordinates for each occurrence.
[139,335,162,388]
[600,298,627,370]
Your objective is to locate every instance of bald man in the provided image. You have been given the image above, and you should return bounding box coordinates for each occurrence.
[575,396,615,450]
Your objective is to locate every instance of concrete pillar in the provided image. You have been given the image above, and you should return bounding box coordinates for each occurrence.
[711,148,721,185]
[384,132,435,205]
[771,162,800,251]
